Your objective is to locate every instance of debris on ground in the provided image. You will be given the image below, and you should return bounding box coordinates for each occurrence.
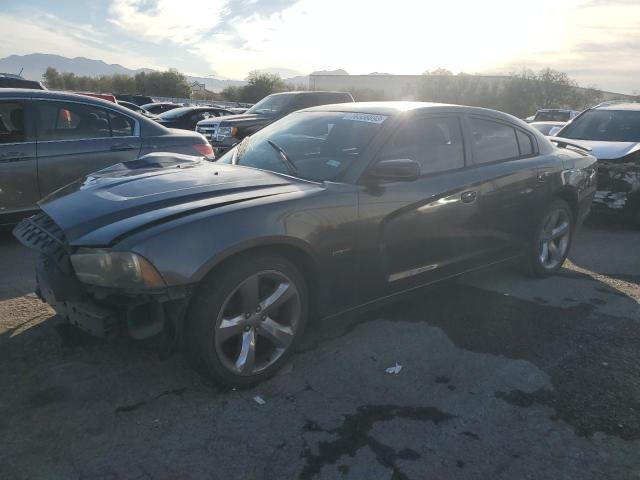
[385,363,403,375]
[253,396,266,405]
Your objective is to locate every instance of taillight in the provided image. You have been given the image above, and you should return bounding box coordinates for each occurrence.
[193,143,215,160]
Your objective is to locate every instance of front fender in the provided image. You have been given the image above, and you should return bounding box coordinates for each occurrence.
[191,235,320,284]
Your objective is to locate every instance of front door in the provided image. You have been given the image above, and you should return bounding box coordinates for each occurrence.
[0,99,39,223]
[35,100,141,197]
[357,115,484,303]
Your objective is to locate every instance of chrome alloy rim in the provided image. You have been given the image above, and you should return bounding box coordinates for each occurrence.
[539,209,571,269]
[214,271,301,376]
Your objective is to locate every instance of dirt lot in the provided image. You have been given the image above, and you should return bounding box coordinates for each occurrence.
[0,219,638,480]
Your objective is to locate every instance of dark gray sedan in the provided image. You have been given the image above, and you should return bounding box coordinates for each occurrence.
[0,89,213,227]
[14,102,597,387]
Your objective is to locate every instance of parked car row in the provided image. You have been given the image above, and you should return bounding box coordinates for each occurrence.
[13,101,598,386]
[196,90,355,155]
[7,76,637,386]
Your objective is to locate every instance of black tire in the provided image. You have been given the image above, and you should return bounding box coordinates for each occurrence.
[522,199,574,278]
[184,252,308,387]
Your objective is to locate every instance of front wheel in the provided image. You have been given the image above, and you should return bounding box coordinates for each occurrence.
[185,253,308,387]
[523,199,574,278]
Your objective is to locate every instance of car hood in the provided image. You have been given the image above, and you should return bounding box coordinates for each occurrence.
[39,153,311,246]
[555,138,640,160]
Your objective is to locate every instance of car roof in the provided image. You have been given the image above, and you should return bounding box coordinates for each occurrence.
[595,102,640,111]
[268,90,351,96]
[302,101,525,122]
[0,88,137,107]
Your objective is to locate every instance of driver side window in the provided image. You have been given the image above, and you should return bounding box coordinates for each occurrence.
[378,116,465,175]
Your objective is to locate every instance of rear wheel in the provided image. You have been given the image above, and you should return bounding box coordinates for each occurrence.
[523,199,574,278]
[185,253,308,387]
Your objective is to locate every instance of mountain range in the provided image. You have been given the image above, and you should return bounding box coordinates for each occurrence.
[0,53,350,92]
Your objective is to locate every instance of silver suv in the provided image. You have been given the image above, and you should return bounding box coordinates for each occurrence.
[554,101,640,223]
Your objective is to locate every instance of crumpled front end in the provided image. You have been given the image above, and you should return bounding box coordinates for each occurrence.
[12,212,191,340]
[594,154,640,215]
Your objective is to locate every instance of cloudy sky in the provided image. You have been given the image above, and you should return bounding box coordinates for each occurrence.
[0,0,638,93]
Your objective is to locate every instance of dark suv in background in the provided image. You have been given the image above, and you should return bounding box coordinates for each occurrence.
[0,73,46,90]
[155,106,233,131]
[196,91,354,155]
[0,89,212,227]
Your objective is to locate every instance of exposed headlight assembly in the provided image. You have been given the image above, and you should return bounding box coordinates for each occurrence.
[70,249,165,289]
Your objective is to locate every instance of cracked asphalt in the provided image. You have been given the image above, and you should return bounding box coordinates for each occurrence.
[0,218,638,480]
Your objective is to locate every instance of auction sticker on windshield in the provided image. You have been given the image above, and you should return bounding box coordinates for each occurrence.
[343,113,388,124]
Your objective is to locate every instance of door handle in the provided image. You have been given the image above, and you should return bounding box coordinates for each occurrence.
[461,190,477,203]
[110,144,136,152]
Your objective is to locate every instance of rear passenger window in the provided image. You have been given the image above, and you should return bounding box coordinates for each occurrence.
[0,102,26,144]
[109,111,134,137]
[38,102,110,141]
[516,129,534,156]
[470,118,519,164]
[378,117,465,175]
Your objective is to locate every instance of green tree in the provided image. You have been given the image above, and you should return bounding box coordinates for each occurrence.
[423,67,453,76]
[42,67,62,89]
[134,69,191,98]
[241,71,287,103]
[221,85,242,102]
[42,66,191,98]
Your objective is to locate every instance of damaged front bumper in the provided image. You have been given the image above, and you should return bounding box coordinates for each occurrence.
[14,212,192,340]
[593,158,640,215]
[36,255,191,339]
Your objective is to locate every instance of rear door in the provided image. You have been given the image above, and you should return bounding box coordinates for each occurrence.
[0,99,39,221]
[465,115,557,256]
[357,114,486,302]
[35,100,141,197]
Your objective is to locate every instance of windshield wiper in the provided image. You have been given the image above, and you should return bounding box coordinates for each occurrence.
[266,140,298,175]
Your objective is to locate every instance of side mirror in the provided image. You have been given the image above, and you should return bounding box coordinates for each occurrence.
[369,159,420,182]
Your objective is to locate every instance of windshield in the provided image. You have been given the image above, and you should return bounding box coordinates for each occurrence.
[246,94,293,115]
[157,107,191,120]
[559,109,640,142]
[217,111,386,182]
[534,111,571,122]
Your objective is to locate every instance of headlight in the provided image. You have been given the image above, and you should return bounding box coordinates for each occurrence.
[70,249,165,289]
[217,126,237,138]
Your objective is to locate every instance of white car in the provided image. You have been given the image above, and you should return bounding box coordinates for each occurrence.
[530,121,567,136]
[553,102,640,223]
[526,109,579,123]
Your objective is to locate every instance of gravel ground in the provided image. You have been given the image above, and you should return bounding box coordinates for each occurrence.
[0,218,638,480]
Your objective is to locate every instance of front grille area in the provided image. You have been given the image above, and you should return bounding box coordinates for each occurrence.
[13,211,68,260]
[196,126,217,139]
